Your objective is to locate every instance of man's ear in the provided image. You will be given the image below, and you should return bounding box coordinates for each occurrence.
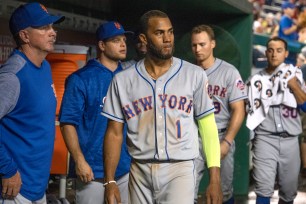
[139,33,147,46]
[98,40,105,52]
[19,30,30,43]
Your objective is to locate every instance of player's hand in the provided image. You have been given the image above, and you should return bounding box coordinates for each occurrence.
[220,141,230,159]
[105,183,121,204]
[75,159,94,183]
[2,171,22,199]
[288,76,299,89]
[206,182,222,204]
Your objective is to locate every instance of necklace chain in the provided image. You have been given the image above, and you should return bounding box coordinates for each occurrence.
[146,58,173,80]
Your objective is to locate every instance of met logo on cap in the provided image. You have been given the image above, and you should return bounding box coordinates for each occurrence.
[40,4,48,13]
[114,22,121,29]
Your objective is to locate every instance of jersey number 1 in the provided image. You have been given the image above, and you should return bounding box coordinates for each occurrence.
[176,120,181,138]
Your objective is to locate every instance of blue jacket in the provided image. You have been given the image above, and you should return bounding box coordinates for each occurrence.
[59,59,131,179]
[0,49,57,201]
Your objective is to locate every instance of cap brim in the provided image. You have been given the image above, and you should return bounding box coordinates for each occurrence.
[125,31,134,35]
[32,15,65,27]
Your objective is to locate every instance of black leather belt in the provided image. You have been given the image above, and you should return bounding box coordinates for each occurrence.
[218,128,227,133]
[272,132,293,138]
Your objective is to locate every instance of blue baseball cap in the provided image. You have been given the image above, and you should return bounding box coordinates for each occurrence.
[96,21,133,41]
[9,2,65,35]
[281,2,296,10]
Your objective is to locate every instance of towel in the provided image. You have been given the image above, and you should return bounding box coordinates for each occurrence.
[246,63,303,130]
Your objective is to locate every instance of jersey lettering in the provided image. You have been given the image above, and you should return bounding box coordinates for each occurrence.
[132,100,142,115]
[122,105,135,120]
[139,96,153,111]
[159,94,168,108]
[122,94,193,120]
[178,96,187,110]
[176,120,181,138]
[282,106,298,118]
[208,84,227,98]
[214,101,221,114]
[213,85,220,96]
[169,95,177,109]
[220,87,227,98]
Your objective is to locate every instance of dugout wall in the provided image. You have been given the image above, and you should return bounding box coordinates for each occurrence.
[112,0,253,196]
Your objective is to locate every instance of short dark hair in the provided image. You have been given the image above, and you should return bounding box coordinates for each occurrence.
[266,37,288,50]
[191,25,215,41]
[139,10,168,34]
[13,34,22,48]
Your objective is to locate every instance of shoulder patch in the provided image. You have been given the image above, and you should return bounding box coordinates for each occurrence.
[236,78,245,90]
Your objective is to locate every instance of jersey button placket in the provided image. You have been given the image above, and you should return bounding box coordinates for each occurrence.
[155,81,166,159]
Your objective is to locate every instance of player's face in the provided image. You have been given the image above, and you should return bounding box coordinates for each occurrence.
[265,40,288,69]
[143,17,174,60]
[101,35,127,61]
[191,31,215,63]
[22,24,57,54]
[135,41,147,58]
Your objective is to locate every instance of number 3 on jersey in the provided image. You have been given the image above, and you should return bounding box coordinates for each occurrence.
[214,101,221,114]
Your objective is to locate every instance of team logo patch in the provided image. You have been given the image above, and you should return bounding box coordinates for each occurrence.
[236,78,245,90]
[114,22,121,29]
[40,4,48,13]
[206,81,212,99]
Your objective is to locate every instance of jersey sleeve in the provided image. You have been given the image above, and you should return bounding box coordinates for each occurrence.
[0,73,20,118]
[102,76,125,123]
[228,69,248,103]
[194,70,215,119]
[59,74,86,125]
[0,73,19,177]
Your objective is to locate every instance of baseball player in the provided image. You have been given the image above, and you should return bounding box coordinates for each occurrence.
[121,30,147,69]
[191,25,247,204]
[0,2,64,203]
[102,10,222,204]
[246,37,305,204]
[59,21,131,204]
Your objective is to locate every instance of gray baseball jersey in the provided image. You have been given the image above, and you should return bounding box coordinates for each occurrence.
[206,58,247,127]
[121,59,136,70]
[102,57,214,161]
[194,58,246,202]
[247,69,302,201]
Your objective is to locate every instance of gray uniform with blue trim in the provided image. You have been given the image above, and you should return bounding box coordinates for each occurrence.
[194,58,247,202]
[102,57,214,203]
[248,69,302,202]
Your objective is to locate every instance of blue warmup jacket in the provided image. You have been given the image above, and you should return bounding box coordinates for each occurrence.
[0,49,57,201]
[59,59,131,179]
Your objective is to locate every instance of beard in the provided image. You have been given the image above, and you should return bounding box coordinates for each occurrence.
[147,38,174,60]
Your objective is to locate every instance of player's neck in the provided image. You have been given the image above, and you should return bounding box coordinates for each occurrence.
[198,56,215,70]
[265,65,277,75]
[99,55,119,72]
[19,46,46,67]
[144,57,173,80]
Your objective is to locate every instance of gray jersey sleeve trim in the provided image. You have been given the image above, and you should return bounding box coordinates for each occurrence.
[195,107,215,119]
[229,95,248,103]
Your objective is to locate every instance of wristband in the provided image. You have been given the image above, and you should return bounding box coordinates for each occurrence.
[223,138,232,147]
[103,180,116,187]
